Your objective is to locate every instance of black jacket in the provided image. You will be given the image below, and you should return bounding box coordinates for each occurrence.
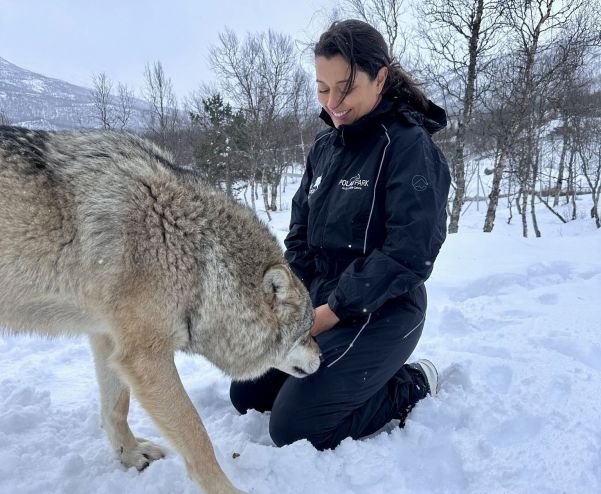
[284,97,451,321]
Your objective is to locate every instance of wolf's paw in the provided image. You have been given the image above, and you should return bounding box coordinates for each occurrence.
[119,438,166,471]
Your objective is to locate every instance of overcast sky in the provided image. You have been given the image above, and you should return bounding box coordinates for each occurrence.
[0,0,337,97]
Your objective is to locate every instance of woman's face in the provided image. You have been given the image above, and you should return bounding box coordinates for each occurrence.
[315,55,387,128]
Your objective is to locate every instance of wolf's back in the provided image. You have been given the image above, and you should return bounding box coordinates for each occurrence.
[0,126,76,269]
[0,125,283,306]
[0,127,174,305]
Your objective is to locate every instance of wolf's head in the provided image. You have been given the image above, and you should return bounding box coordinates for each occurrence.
[262,265,321,378]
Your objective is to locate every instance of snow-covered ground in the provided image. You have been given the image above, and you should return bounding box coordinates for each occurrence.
[1,181,600,494]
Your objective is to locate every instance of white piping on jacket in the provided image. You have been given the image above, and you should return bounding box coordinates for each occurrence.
[363,124,391,254]
[326,314,372,368]
[326,312,425,369]
[315,130,334,144]
[404,313,426,339]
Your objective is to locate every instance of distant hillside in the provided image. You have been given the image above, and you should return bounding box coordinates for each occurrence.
[0,57,150,130]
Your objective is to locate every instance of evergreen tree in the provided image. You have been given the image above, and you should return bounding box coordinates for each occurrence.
[191,94,248,196]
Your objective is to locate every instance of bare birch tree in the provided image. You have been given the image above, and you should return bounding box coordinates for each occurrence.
[209,29,303,215]
[115,83,134,130]
[551,7,601,208]
[0,108,10,125]
[576,119,601,228]
[289,67,320,158]
[482,0,588,234]
[91,72,115,129]
[416,0,507,233]
[143,61,180,151]
[338,0,409,58]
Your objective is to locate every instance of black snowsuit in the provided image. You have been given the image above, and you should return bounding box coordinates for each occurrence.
[230,96,451,450]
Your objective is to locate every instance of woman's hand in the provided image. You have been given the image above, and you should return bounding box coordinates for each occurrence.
[310,304,340,337]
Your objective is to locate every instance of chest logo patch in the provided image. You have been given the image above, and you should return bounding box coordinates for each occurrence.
[309,176,322,196]
[411,175,429,192]
[339,174,369,191]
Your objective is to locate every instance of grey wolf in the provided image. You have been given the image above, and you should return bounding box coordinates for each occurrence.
[0,126,321,494]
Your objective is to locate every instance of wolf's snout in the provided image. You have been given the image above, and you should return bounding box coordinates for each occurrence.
[292,366,308,376]
[277,335,321,378]
[288,353,321,378]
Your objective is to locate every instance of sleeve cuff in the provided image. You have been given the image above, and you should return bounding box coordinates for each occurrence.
[327,293,348,321]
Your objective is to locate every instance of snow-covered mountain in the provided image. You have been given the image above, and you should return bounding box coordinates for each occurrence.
[0,57,150,130]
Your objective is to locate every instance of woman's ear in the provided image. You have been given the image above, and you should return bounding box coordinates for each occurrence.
[377,66,389,93]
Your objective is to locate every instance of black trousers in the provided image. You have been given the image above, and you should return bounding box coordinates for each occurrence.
[229,296,429,450]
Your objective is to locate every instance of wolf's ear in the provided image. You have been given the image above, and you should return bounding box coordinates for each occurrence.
[262,264,293,309]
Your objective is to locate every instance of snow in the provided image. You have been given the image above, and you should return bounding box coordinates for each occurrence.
[1,179,600,494]
[20,78,48,94]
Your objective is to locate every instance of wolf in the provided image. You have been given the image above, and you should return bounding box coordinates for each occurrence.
[0,126,321,494]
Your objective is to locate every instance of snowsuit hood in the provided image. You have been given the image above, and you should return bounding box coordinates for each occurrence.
[318,96,448,142]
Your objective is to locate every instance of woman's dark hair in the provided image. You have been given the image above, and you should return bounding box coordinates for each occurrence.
[314,19,429,112]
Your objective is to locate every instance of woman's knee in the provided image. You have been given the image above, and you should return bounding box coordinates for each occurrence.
[269,405,297,446]
[269,402,334,450]
[269,408,306,447]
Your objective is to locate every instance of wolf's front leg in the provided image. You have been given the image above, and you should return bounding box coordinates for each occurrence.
[114,342,245,494]
[89,334,166,470]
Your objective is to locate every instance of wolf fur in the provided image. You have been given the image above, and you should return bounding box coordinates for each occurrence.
[0,126,321,494]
